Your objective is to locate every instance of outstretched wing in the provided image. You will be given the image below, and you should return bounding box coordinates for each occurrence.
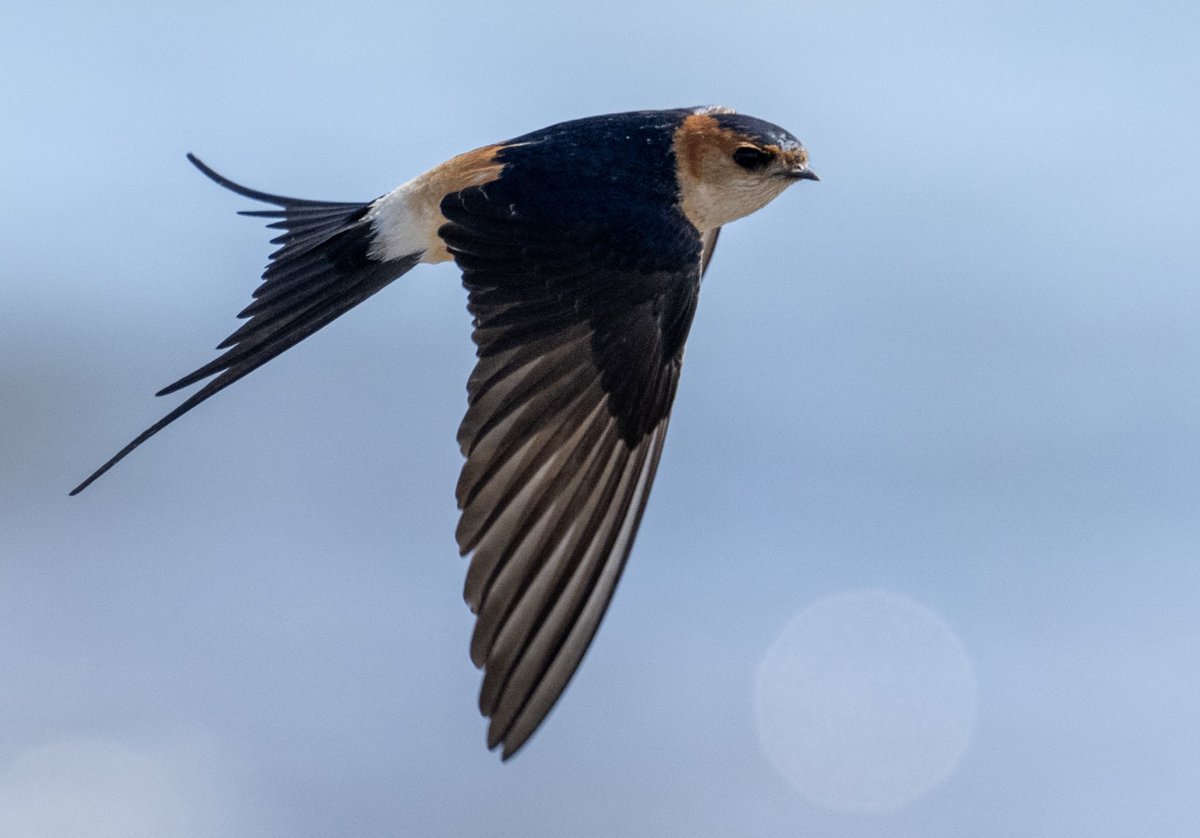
[70,155,419,495]
[439,151,704,758]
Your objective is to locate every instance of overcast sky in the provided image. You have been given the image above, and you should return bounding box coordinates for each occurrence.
[4,1,1199,836]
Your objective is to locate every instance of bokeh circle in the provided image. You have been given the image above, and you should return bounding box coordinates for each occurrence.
[754,589,978,811]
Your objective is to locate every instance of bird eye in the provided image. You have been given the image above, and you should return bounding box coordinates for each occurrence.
[732,145,773,170]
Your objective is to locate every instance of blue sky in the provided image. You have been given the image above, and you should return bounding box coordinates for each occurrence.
[3,1,1199,835]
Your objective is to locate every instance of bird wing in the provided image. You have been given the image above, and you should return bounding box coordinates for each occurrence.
[438,159,704,758]
[700,226,721,278]
[70,155,419,495]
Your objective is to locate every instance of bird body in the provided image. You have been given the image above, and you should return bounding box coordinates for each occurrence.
[72,106,817,757]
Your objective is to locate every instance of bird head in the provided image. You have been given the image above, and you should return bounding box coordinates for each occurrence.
[674,106,817,231]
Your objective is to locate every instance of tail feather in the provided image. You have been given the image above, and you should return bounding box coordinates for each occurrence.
[69,154,421,495]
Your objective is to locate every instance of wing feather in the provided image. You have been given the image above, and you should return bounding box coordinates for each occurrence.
[498,423,666,756]
[440,145,704,756]
[468,391,615,663]
[484,422,666,756]
[479,418,631,719]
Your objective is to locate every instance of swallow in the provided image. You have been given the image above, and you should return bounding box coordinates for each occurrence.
[71,106,818,758]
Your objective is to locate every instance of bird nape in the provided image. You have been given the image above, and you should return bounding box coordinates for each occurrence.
[71,106,817,758]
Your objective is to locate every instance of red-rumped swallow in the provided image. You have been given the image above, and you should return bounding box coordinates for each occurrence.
[71,106,817,758]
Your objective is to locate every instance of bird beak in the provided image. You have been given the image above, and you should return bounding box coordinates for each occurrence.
[788,166,819,182]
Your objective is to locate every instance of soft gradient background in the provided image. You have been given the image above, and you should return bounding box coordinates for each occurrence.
[4,1,1199,835]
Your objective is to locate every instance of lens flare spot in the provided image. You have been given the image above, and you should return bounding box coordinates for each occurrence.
[754,589,978,811]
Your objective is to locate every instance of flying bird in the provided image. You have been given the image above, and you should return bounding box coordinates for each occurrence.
[71,106,818,758]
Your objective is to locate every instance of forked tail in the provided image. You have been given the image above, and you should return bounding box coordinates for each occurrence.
[70,154,420,495]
